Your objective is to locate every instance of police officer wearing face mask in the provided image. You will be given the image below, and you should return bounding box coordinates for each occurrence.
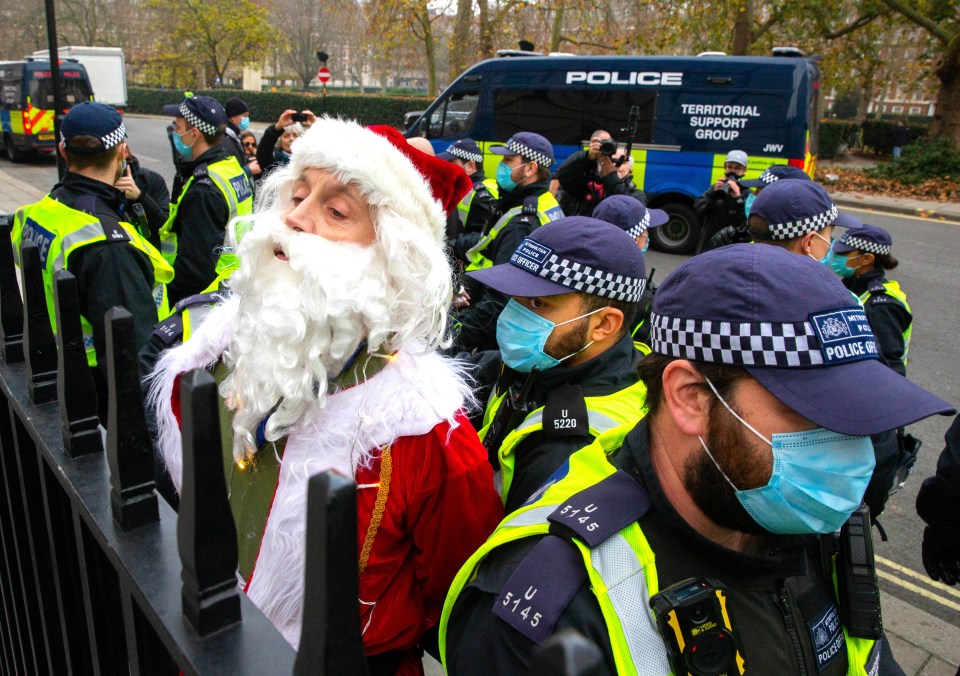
[592,195,668,352]
[464,217,649,515]
[221,96,252,171]
[453,132,564,353]
[747,179,861,263]
[828,224,918,524]
[160,96,253,304]
[440,243,956,675]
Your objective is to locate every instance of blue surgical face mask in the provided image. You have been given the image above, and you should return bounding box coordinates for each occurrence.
[239,116,251,131]
[809,230,834,266]
[744,192,756,217]
[828,251,858,279]
[699,377,875,534]
[496,298,602,373]
[496,161,524,192]
[173,129,195,158]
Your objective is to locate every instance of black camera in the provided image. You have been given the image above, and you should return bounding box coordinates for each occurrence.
[709,224,752,250]
[290,112,308,123]
[599,138,618,156]
[650,578,746,676]
[716,172,740,196]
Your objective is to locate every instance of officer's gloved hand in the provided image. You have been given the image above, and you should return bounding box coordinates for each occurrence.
[921,525,960,585]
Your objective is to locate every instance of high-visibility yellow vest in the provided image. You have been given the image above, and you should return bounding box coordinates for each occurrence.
[13,195,174,366]
[159,156,253,265]
[465,191,563,272]
[439,436,880,675]
[478,378,647,504]
[457,178,499,228]
[858,280,912,366]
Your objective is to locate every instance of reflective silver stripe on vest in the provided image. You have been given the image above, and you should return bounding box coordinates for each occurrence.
[206,171,241,219]
[56,222,108,271]
[466,205,522,260]
[500,504,555,528]
[591,534,671,674]
[515,408,624,435]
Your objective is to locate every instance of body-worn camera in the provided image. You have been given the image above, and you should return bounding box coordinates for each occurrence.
[290,112,308,123]
[599,138,618,156]
[650,578,746,676]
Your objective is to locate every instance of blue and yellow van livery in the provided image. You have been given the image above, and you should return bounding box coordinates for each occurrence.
[0,59,94,162]
[407,52,821,253]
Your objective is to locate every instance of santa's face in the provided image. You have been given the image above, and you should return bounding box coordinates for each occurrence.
[281,168,375,247]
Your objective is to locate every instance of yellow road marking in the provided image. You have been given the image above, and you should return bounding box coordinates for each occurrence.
[876,570,960,612]
[876,555,960,600]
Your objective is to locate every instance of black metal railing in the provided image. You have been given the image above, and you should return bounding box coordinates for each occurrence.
[0,213,599,676]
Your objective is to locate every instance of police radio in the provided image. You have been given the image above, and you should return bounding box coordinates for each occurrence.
[481,367,538,459]
[831,504,883,639]
[649,578,747,676]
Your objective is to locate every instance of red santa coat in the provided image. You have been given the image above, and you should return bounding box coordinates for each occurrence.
[151,297,502,672]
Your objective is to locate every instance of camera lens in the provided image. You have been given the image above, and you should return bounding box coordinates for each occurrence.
[685,630,736,676]
[688,603,710,625]
[599,139,618,156]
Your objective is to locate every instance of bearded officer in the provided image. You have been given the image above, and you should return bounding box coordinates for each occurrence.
[439,243,955,675]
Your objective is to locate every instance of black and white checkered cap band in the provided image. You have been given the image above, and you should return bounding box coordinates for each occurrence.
[180,102,218,136]
[449,145,483,164]
[61,122,126,150]
[766,204,838,241]
[538,253,644,302]
[507,139,553,167]
[840,235,891,256]
[649,313,826,367]
[759,170,779,184]
[626,211,651,239]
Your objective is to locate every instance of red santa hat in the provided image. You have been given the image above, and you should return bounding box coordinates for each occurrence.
[288,117,472,243]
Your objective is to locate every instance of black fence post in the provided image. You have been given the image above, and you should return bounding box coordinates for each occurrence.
[528,629,603,676]
[177,367,241,636]
[294,472,368,676]
[105,306,158,530]
[0,216,24,364]
[53,270,101,457]
[19,240,57,405]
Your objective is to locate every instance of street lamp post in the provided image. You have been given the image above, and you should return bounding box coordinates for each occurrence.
[44,0,66,179]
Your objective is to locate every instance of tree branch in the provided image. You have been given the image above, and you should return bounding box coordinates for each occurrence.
[822,11,881,40]
[877,0,951,43]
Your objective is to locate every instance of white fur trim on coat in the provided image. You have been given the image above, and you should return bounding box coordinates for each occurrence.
[147,298,474,647]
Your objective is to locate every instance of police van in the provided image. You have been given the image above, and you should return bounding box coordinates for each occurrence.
[406,51,821,253]
[0,58,94,162]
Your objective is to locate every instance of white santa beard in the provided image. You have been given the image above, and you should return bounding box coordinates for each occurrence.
[220,216,394,460]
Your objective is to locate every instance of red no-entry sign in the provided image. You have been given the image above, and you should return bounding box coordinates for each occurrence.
[317,67,331,84]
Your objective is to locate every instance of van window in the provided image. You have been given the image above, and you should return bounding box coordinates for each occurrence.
[493,88,656,145]
[29,74,92,108]
[427,91,479,137]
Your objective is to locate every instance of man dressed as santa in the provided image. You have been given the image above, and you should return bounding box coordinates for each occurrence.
[147,118,503,674]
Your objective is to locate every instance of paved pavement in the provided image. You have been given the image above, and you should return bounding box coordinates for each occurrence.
[0,162,957,675]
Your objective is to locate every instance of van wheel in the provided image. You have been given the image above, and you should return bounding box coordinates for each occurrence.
[650,203,700,254]
[4,135,28,163]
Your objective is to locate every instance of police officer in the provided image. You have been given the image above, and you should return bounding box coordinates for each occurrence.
[12,101,172,419]
[748,179,860,263]
[454,132,563,352]
[440,244,955,674]
[592,195,668,351]
[222,96,252,170]
[160,95,253,304]
[465,217,649,513]
[693,149,749,253]
[439,138,497,241]
[829,224,917,520]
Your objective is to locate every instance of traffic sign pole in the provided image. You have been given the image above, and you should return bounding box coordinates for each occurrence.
[317,66,331,114]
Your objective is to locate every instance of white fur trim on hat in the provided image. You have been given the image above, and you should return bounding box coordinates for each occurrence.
[289,117,447,244]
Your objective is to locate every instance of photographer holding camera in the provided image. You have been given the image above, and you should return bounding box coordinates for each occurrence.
[256,109,315,176]
[693,150,748,254]
[555,129,642,216]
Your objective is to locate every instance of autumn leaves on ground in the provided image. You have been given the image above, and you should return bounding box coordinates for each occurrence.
[818,165,960,203]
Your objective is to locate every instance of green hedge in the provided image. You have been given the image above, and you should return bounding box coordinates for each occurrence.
[819,120,859,159]
[127,87,432,129]
[867,136,960,184]
[860,119,928,155]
